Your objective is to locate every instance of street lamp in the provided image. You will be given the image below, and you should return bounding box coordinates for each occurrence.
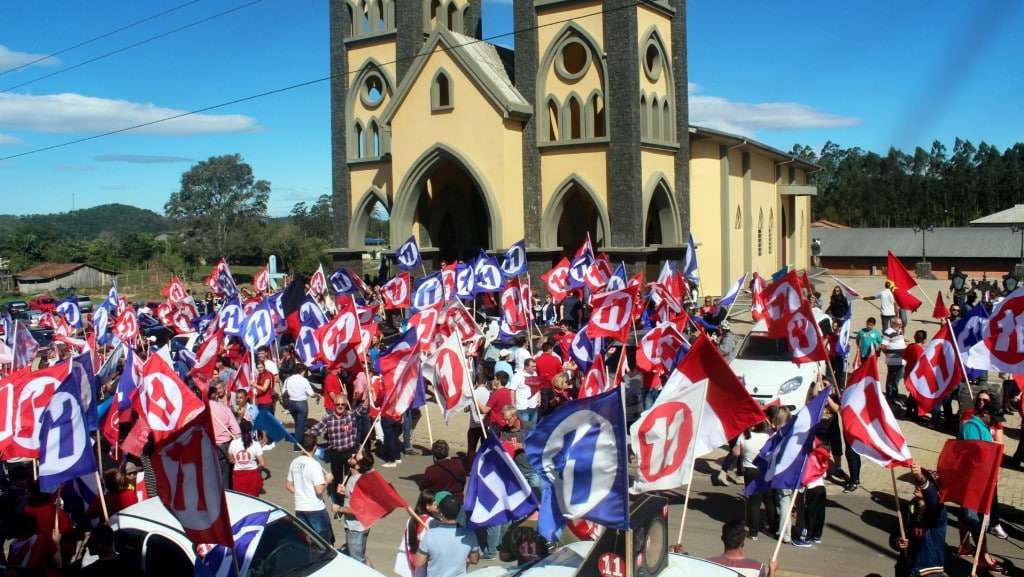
[912,223,935,279]
[1013,224,1024,264]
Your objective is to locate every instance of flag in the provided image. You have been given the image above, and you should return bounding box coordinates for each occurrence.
[454,262,476,300]
[308,263,327,297]
[750,273,768,321]
[931,292,949,320]
[253,408,297,444]
[412,273,445,311]
[112,307,140,343]
[349,470,409,528]
[834,313,852,359]
[56,298,82,329]
[11,321,38,370]
[409,305,441,352]
[840,359,913,468]
[904,323,965,416]
[240,300,276,352]
[886,251,918,291]
[606,262,628,292]
[744,385,831,496]
[431,332,472,421]
[784,299,829,364]
[190,329,224,380]
[61,474,99,525]
[975,286,1024,374]
[683,232,699,286]
[956,303,990,380]
[69,353,99,432]
[38,373,97,493]
[151,410,234,547]
[500,278,530,333]
[329,267,355,294]
[205,259,238,299]
[395,235,422,272]
[584,256,612,294]
[568,238,593,290]
[501,240,528,278]
[473,252,505,293]
[629,375,707,492]
[252,267,270,294]
[718,273,746,310]
[763,270,804,337]
[540,258,571,302]
[315,298,361,366]
[379,330,421,421]
[569,328,601,373]
[138,353,205,443]
[195,511,270,577]
[526,387,629,540]
[464,434,539,527]
[0,363,69,458]
[636,322,685,375]
[936,439,1002,514]
[578,354,607,399]
[830,276,861,301]
[381,273,412,310]
[586,286,637,342]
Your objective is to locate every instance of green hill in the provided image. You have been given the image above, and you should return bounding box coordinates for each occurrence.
[0,203,169,239]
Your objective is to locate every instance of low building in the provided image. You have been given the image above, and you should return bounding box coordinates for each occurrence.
[15,262,118,294]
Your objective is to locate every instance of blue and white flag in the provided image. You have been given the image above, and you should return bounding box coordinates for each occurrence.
[117,348,141,413]
[464,434,539,528]
[240,299,275,351]
[835,313,852,360]
[38,373,97,493]
[299,297,327,329]
[569,328,601,373]
[526,387,629,540]
[413,273,445,311]
[683,232,699,286]
[954,303,989,381]
[744,385,831,496]
[92,306,111,343]
[568,252,592,290]
[455,263,476,300]
[254,408,298,444]
[718,273,747,310]
[501,240,528,278]
[70,353,99,432]
[57,298,82,329]
[12,321,38,370]
[329,267,355,294]
[396,235,422,272]
[605,263,628,292]
[473,252,505,294]
[104,281,119,311]
[218,296,245,337]
[195,511,271,577]
[61,474,99,527]
[96,342,123,385]
[1,312,13,347]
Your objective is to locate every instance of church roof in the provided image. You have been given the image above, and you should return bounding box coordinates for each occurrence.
[381,28,531,124]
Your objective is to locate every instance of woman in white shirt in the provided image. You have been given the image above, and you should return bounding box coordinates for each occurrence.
[734,421,772,540]
[283,364,318,451]
[228,420,266,496]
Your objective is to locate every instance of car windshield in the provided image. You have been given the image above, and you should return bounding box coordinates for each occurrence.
[736,334,792,362]
[247,515,335,577]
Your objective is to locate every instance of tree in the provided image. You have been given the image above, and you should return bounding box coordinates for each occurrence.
[165,154,270,261]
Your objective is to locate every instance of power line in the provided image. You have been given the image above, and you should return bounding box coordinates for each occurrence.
[1,0,266,94]
[0,2,638,162]
[0,0,204,77]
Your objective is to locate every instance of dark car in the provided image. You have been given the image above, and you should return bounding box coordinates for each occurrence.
[29,327,54,349]
[6,300,28,315]
[74,295,93,313]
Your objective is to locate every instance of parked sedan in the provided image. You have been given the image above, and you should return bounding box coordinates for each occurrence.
[6,300,28,315]
[74,294,94,313]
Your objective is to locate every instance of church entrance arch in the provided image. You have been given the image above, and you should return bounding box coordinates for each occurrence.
[540,175,609,254]
[643,177,681,246]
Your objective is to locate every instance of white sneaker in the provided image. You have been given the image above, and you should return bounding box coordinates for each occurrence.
[380,462,397,468]
[990,524,1009,539]
[395,459,402,464]
[264,443,275,451]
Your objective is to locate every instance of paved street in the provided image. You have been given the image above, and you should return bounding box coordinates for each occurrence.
[256,275,1024,577]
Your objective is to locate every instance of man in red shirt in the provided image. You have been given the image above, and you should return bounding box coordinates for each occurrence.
[902,329,927,419]
[322,366,345,412]
[484,372,514,429]
[534,340,563,416]
[417,440,467,499]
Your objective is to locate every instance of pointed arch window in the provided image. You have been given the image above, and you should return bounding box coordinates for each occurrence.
[757,209,764,256]
[640,94,648,140]
[734,206,742,230]
[650,96,660,141]
[566,96,582,140]
[370,121,381,157]
[768,209,774,255]
[590,92,605,138]
[355,122,365,159]
[537,24,608,144]
[431,70,453,111]
[446,3,458,31]
[547,98,560,141]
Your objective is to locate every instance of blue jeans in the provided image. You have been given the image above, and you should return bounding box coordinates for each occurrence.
[643,388,661,410]
[402,410,413,451]
[287,400,309,448]
[297,508,334,545]
[519,408,537,428]
[477,523,504,558]
[345,528,369,562]
[382,417,402,463]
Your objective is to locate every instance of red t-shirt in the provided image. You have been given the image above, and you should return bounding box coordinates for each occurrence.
[323,372,344,412]
[535,352,562,389]
[255,371,275,405]
[485,388,514,428]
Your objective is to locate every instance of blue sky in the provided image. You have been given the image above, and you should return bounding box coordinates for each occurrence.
[1,0,1021,216]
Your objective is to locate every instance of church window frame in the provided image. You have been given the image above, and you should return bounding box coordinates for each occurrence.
[554,38,591,82]
[545,96,561,141]
[360,71,387,109]
[586,90,606,138]
[431,68,453,112]
[446,2,459,32]
[368,119,381,158]
[768,209,774,255]
[642,37,663,82]
[734,206,742,230]
[640,92,648,140]
[564,93,583,140]
[354,121,365,159]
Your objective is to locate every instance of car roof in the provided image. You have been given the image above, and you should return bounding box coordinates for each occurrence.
[750,307,829,334]
[115,491,289,532]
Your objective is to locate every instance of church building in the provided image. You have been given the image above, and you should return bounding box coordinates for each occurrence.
[327,0,816,297]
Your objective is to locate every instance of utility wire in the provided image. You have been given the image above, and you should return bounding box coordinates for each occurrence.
[0,0,204,76]
[1,0,266,93]
[0,2,639,162]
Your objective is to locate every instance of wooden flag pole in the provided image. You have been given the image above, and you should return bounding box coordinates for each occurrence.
[970,513,990,577]
[771,492,798,563]
[421,392,434,446]
[675,382,710,547]
[624,529,634,577]
[405,506,430,528]
[890,469,907,542]
[94,470,109,521]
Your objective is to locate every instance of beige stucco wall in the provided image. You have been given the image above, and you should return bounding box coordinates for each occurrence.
[686,140,723,296]
[537,1,604,54]
[387,47,525,248]
[540,146,609,227]
[346,38,397,87]
[349,163,393,213]
[636,6,672,98]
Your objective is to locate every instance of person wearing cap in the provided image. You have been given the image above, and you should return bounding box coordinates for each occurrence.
[414,493,480,577]
[494,350,514,383]
[717,320,739,360]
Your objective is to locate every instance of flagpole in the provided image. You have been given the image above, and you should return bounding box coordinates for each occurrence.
[771,489,797,563]
[94,470,109,521]
[421,381,435,447]
[970,513,990,577]
[889,469,907,543]
[723,273,747,321]
[675,382,709,547]
[946,318,975,399]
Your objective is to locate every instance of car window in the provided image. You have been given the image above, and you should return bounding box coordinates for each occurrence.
[144,533,193,577]
[113,528,146,572]
[247,515,335,577]
[736,335,792,362]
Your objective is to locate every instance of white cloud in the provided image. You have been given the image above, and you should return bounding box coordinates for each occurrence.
[688,84,860,136]
[0,44,59,71]
[0,134,19,145]
[0,92,258,135]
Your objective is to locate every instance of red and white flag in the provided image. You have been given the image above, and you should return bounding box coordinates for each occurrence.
[976,286,1024,373]
[830,276,861,301]
[441,299,480,344]
[587,286,637,343]
[308,264,327,297]
[0,363,70,458]
[137,354,205,443]
[500,278,530,333]
[612,348,629,388]
[904,322,965,416]
[381,273,412,310]
[253,267,269,293]
[629,372,707,492]
[379,342,421,421]
[540,258,571,302]
[784,299,829,364]
[163,276,191,305]
[578,353,607,399]
[764,271,804,337]
[441,263,457,301]
[151,409,235,546]
[584,256,612,294]
[636,322,685,376]
[750,273,768,321]
[409,304,442,353]
[190,330,225,380]
[113,307,140,343]
[840,358,913,468]
[430,332,472,422]
[315,298,362,366]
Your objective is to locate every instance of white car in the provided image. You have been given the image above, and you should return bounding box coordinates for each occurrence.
[466,541,746,577]
[729,309,831,411]
[92,491,385,577]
